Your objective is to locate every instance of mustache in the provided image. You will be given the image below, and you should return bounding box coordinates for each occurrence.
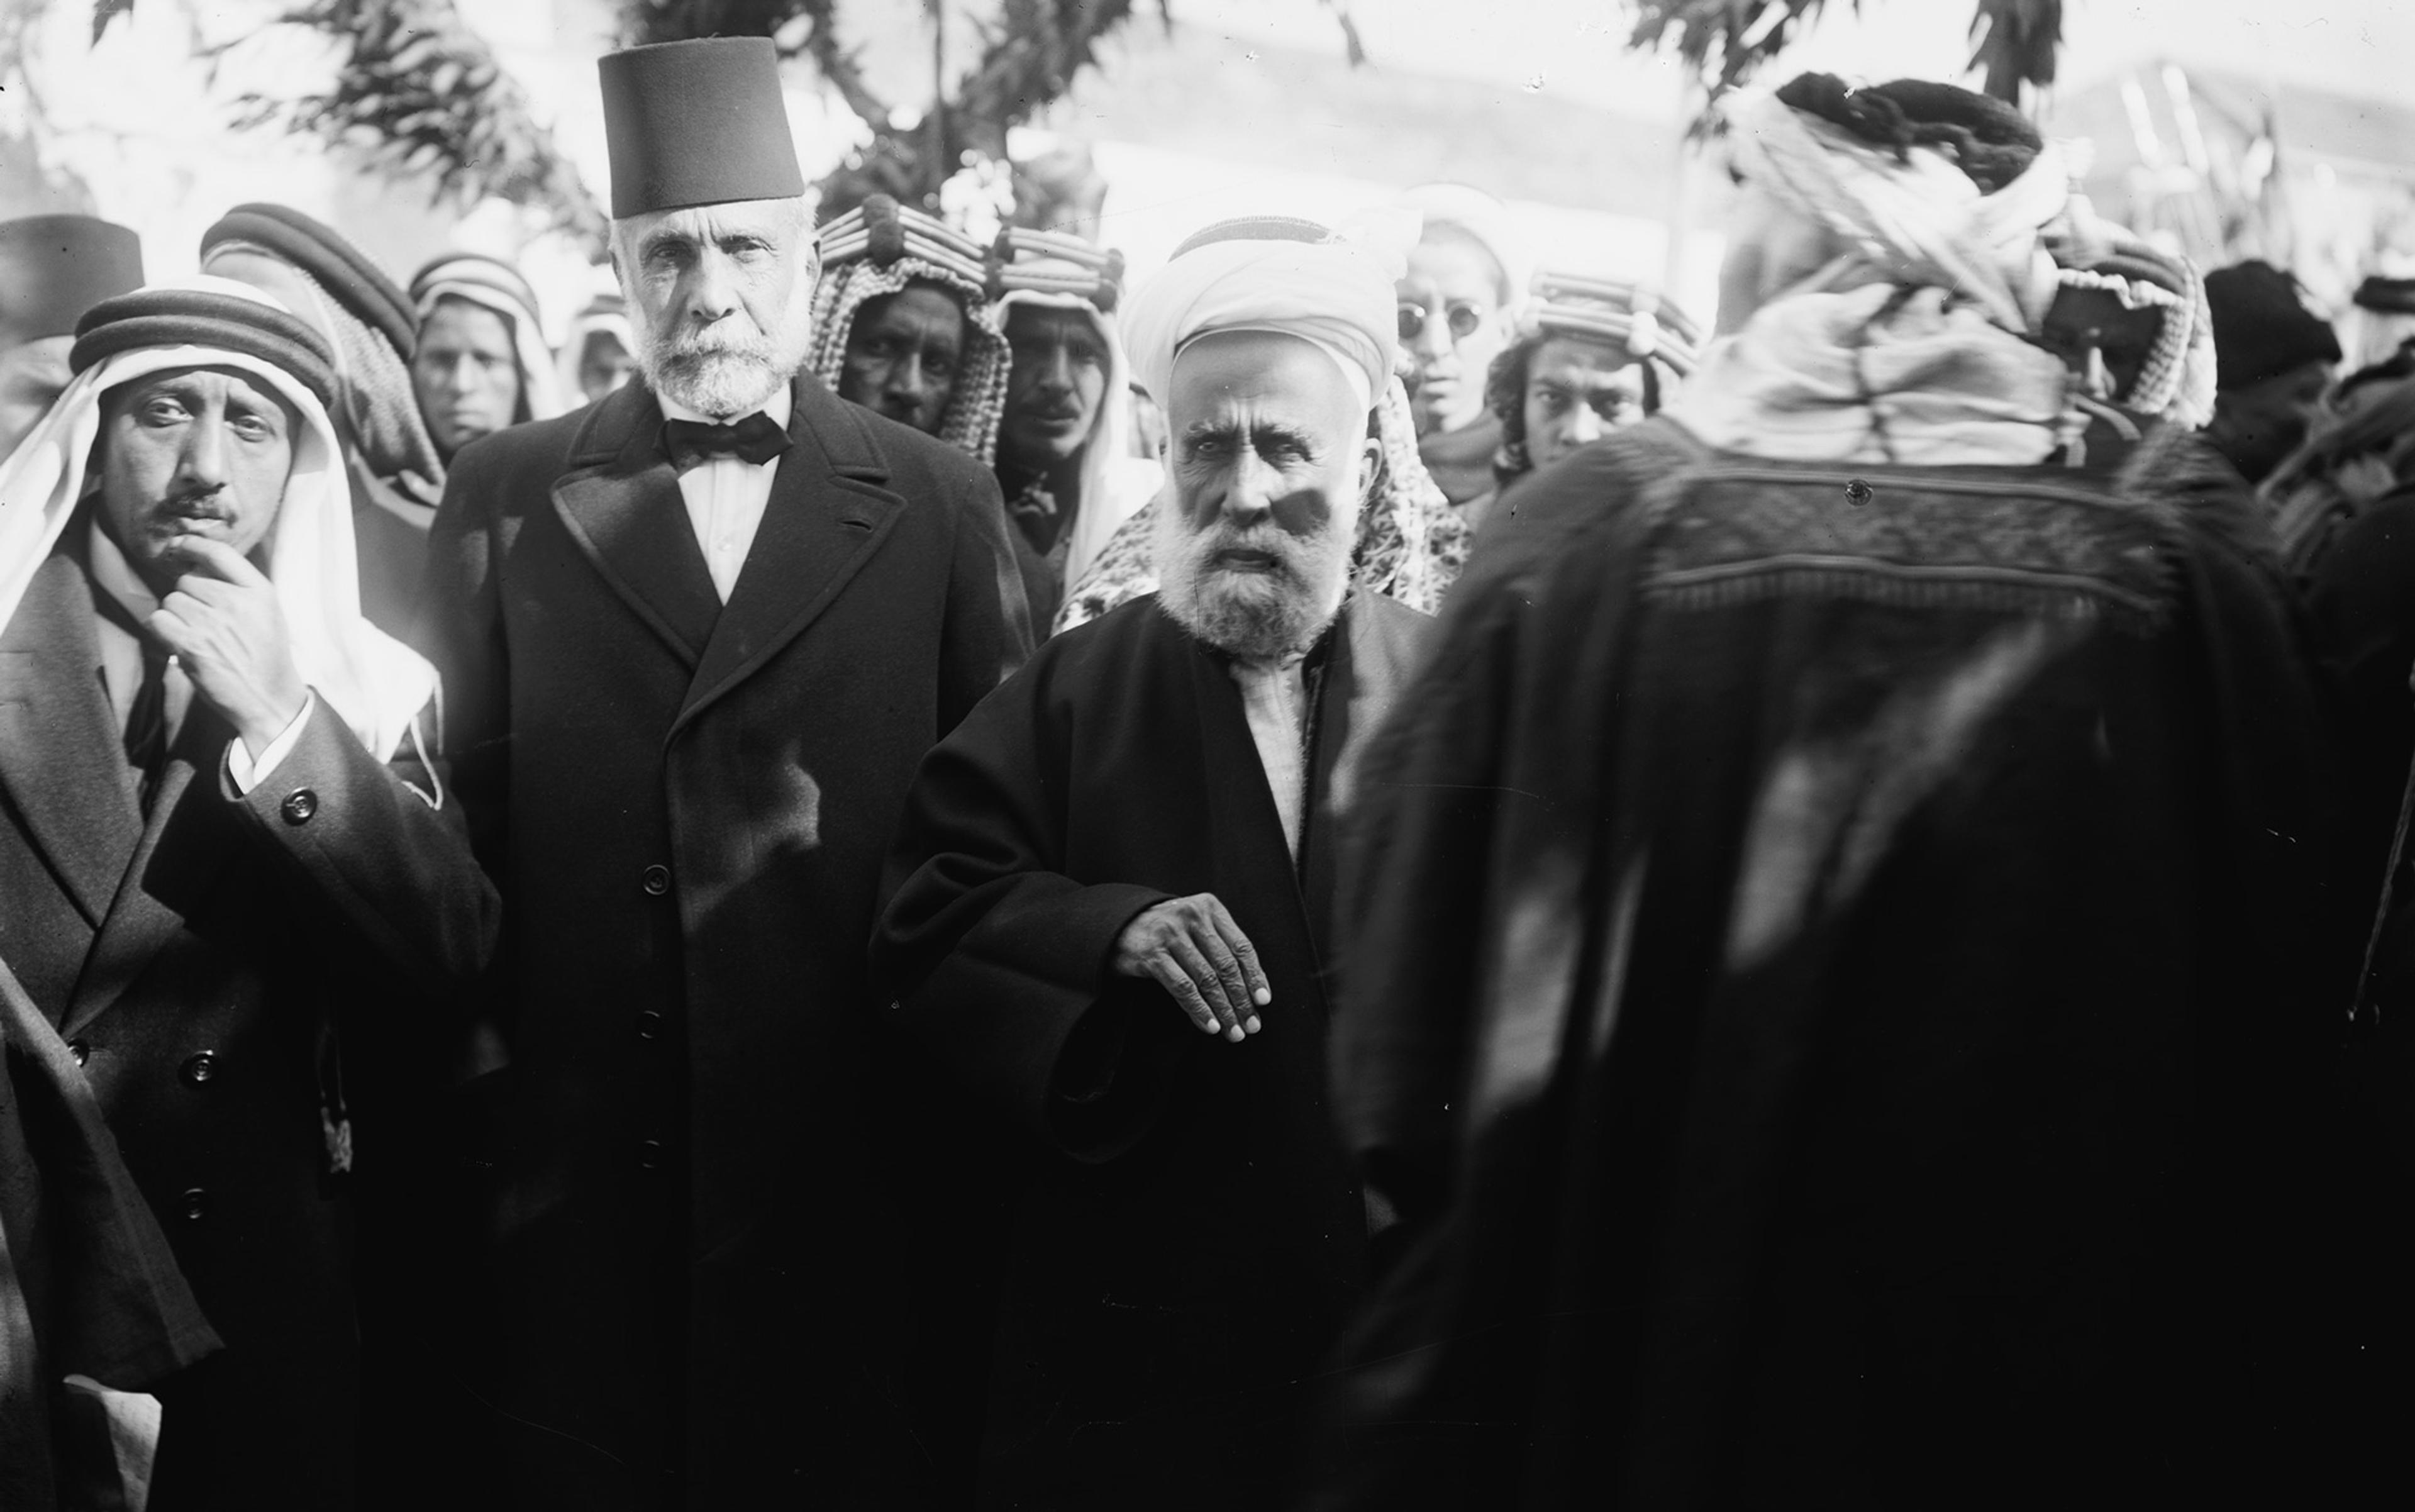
[152,488,231,521]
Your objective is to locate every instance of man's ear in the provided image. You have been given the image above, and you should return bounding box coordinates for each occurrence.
[1358,431,1385,507]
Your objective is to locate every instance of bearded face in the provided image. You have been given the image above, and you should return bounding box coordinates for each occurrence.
[615,197,818,418]
[1154,331,1377,663]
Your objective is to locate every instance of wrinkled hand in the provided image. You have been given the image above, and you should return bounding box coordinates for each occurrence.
[148,535,307,759]
[1111,894,1270,1043]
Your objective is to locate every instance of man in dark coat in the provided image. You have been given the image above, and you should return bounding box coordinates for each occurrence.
[875,216,1431,1510]
[0,279,498,1509]
[415,38,1029,1509]
[1309,77,2333,1511]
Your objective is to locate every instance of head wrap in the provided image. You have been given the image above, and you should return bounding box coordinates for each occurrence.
[989,227,1153,591]
[598,38,805,219]
[1518,272,1701,376]
[2205,260,2341,391]
[0,215,144,345]
[1723,84,2070,338]
[807,196,1009,460]
[2040,214,2218,426]
[558,288,634,404]
[1396,183,1529,310]
[0,277,436,761]
[1121,220,1401,421]
[409,251,565,423]
[1665,79,2099,466]
[200,206,447,513]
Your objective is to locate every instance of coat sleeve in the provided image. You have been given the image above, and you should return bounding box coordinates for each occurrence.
[411,442,513,886]
[872,658,1172,1156]
[229,694,500,1001]
[937,463,1036,733]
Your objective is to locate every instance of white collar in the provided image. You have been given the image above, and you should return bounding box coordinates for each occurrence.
[658,381,794,429]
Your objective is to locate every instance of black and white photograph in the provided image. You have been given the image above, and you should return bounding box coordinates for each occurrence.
[0,0,2410,1506]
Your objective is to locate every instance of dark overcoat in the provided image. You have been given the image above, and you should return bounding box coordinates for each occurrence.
[416,371,1028,1509]
[0,523,499,1511]
[874,591,1431,1510]
[1310,420,2336,1510]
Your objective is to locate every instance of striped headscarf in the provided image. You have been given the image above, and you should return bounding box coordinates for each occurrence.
[409,250,567,424]
[808,196,1009,460]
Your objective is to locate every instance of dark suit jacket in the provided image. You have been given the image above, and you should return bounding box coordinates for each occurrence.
[416,371,1028,1509]
[0,526,499,1511]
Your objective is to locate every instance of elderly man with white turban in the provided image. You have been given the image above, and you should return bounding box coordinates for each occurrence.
[874,214,1436,1512]
[0,277,497,1508]
[1307,74,2329,1510]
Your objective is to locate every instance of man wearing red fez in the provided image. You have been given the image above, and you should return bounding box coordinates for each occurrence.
[414,35,1031,1509]
[0,277,497,1509]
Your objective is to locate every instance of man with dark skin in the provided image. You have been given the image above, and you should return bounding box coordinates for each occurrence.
[837,281,968,436]
[411,296,524,462]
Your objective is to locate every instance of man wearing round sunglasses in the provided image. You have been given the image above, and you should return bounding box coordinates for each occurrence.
[1394,184,1526,509]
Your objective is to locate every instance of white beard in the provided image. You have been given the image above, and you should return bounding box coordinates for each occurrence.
[1153,478,1360,663]
[633,281,817,418]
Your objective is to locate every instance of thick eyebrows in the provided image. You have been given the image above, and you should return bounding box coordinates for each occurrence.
[637,225,699,262]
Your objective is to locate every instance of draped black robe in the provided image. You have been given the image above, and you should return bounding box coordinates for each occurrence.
[1310,419,2336,1511]
[875,591,1430,1510]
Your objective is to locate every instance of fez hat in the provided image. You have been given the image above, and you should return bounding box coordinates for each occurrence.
[70,284,340,413]
[0,215,145,343]
[598,38,806,220]
[2205,259,2341,391]
[199,203,419,359]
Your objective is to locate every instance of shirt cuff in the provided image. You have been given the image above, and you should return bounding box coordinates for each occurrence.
[224,692,316,796]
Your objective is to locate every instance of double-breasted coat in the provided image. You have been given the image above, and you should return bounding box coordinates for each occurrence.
[416,371,1029,1509]
[0,521,500,1510]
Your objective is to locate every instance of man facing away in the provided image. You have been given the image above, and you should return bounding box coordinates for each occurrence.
[1310,75,2332,1511]
[874,215,1432,1510]
[415,36,1028,1509]
[0,277,496,1509]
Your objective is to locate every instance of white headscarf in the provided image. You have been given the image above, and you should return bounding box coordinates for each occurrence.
[999,270,1158,591]
[0,276,437,761]
[1121,235,1401,420]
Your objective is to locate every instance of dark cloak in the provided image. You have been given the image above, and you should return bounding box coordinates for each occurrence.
[875,591,1430,1510]
[1309,418,2334,1511]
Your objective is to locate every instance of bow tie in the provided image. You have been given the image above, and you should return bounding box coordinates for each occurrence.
[662,412,791,474]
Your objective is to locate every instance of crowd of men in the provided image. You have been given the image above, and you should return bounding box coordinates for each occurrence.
[5,33,2415,1512]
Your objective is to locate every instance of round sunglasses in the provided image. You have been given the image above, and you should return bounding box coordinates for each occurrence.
[1397,299,1489,343]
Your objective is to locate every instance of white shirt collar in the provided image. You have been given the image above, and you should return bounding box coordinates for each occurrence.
[658,381,794,429]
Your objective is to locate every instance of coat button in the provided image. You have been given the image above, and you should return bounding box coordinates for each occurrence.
[66,1038,90,1066]
[635,1011,664,1040]
[180,1187,208,1221]
[180,1051,218,1086]
[280,787,319,825]
[636,1138,666,1170]
[640,864,670,896]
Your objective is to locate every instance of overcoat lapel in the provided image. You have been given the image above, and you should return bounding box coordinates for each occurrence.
[550,384,723,665]
[0,550,143,928]
[672,378,903,740]
[63,709,237,1039]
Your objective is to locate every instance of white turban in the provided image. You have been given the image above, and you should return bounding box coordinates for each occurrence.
[0,276,437,762]
[1122,233,1402,420]
[1726,87,2073,336]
